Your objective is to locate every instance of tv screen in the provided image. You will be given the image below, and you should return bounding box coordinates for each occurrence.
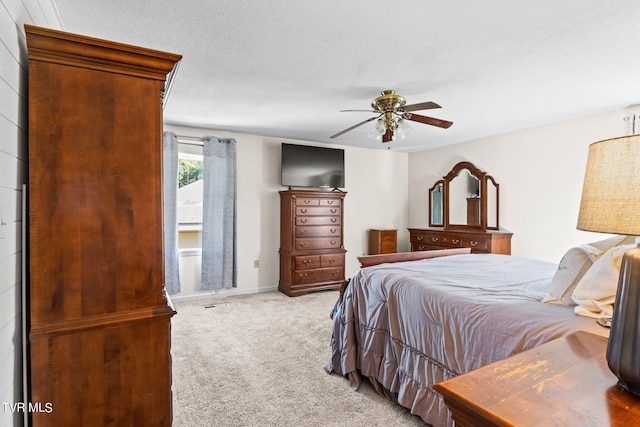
[281,143,345,189]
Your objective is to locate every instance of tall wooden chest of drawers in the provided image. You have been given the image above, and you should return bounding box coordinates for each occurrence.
[279,190,347,296]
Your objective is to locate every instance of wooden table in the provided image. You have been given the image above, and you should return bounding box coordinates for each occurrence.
[434,331,640,426]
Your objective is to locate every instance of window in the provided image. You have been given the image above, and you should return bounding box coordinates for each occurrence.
[177,144,203,250]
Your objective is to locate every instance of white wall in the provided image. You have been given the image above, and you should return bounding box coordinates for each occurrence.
[165,125,409,301]
[0,1,61,425]
[408,107,639,264]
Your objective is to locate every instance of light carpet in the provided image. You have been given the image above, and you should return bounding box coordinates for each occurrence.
[171,290,427,426]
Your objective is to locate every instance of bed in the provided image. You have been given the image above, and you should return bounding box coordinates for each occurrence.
[325,249,613,427]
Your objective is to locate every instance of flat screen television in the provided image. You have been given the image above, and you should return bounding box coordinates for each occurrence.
[281,143,345,189]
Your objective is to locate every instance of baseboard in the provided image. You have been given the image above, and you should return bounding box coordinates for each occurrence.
[169,285,279,303]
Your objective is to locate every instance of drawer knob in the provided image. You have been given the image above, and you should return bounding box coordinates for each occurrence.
[304,200,311,205]
[431,237,439,242]
[418,245,425,250]
[299,273,308,279]
[299,242,307,247]
[417,236,424,241]
[330,228,337,233]
[331,240,337,245]
[328,258,335,263]
[452,239,460,244]
[327,200,334,205]
[470,241,478,246]
[303,259,312,265]
[330,218,337,223]
[300,208,307,213]
[300,219,307,223]
[331,209,337,213]
[332,270,339,276]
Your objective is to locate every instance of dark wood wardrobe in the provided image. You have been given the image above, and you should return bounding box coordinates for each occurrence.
[25,25,181,426]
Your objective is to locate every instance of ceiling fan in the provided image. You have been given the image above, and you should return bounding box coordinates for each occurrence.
[330,90,453,143]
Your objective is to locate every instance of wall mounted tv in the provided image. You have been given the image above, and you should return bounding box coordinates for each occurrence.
[281,143,345,189]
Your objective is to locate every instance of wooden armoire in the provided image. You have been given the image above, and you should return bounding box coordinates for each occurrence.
[26,25,181,426]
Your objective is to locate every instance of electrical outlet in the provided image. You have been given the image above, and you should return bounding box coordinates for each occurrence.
[253,260,259,268]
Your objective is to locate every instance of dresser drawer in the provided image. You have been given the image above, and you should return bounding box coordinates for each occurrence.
[465,237,491,251]
[296,216,340,226]
[321,253,344,267]
[294,255,320,270]
[293,267,344,284]
[295,225,341,238]
[296,238,342,250]
[319,198,341,207]
[430,234,461,247]
[410,233,428,245]
[380,230,396,240]
[381,241,396,252]
[295,197,320,206]
[296,206,341,216]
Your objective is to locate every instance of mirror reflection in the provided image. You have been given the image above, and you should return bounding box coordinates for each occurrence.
[429,182,443,226]
[449,169,480,226]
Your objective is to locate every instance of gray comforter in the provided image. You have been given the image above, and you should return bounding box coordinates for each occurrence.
[326,254,609,426]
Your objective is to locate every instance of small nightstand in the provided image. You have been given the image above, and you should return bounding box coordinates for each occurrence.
[368,229,397,255]
[434,331,640,427]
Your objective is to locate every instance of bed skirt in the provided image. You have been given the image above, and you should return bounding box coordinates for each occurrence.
[325,292,457,427]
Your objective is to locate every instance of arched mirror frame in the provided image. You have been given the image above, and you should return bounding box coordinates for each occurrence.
[485,175,500,230]
[430,161,500,231]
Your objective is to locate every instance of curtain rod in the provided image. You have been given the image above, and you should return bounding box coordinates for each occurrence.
[176,135,205,146]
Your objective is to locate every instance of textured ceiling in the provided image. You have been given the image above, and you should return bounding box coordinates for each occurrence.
[53,0,640,151]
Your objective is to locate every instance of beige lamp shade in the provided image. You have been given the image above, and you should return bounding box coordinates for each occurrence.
[577,135,640,235]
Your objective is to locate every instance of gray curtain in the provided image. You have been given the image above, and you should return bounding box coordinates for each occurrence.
[162,132,181,295]
[201,137,237,289]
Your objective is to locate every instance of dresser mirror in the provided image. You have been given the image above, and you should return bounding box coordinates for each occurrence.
[448,168,481,227]
[428,180,444,226]
[430,161,500,230]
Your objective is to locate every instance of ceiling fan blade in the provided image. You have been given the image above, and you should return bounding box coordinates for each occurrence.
[330,116,379,138]
[403,101,441,112]
[406,113,453,129]
[382,129,393,143]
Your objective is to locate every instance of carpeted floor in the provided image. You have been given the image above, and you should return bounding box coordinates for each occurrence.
[171,290,427,426]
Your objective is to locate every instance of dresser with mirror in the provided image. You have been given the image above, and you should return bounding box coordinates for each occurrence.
[409,161,512,254]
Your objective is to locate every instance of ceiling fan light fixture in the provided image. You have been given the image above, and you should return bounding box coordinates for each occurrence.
[368,118,385,140]
[332,89,452,143]
[395,118,412,139]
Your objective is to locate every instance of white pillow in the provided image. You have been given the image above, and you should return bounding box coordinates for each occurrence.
[542,245,603,306]
[572,244,636,319]
[588,235,636,252]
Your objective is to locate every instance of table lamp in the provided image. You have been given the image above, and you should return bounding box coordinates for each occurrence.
[577,135,640,396]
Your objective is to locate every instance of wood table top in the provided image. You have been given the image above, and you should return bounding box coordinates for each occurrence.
[434,331,640,427]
